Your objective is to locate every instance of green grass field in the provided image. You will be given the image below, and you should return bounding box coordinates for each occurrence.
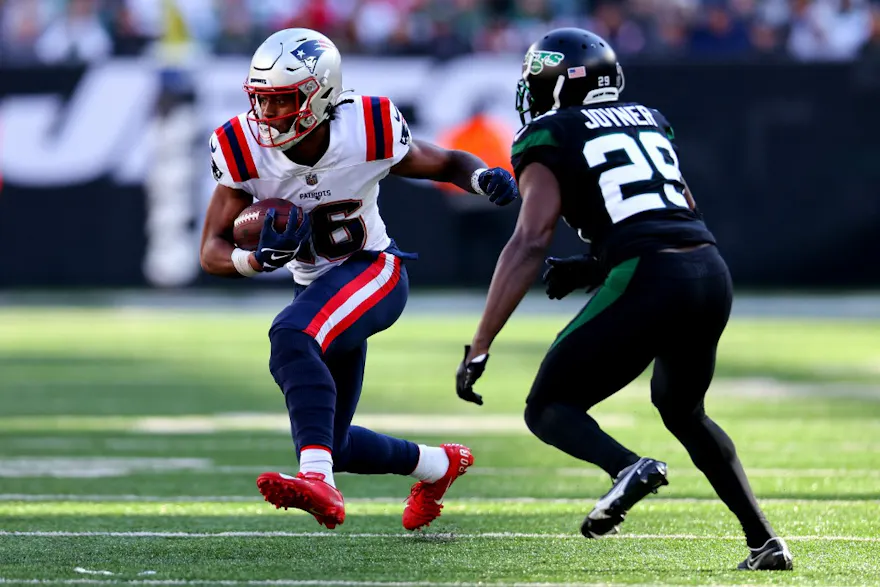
[1,303,879,586]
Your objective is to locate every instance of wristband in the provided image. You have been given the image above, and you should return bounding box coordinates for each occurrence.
[470,168,488,196]
[232,248,259,277]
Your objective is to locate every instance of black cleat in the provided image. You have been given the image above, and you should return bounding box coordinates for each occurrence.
[737,537,793,571]
[581,457,669,538]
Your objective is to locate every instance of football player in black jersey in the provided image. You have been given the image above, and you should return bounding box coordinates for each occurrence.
[455,28,792,571]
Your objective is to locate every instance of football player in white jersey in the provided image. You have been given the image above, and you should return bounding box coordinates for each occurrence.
[199,28,519,530]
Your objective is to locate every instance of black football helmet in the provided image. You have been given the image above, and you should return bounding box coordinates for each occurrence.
[516,28,625,125]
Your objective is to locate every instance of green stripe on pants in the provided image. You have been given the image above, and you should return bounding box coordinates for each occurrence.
[550,257,640,349]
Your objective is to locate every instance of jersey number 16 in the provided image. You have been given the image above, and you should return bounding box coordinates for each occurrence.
[583,131,689,224]
[295,200,367,263]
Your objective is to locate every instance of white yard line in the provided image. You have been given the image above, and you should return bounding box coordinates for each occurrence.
[0,458,212,478]
[213,466,880,478]
[0,495,874,506]
[0,580,690,587]
[131,414,554,434]
[0,494,256,502]
[467,467,880,478]
[1,530,876,542]
[0,413,636,435]
[0,494,874,506]
[0,494,875,507]
[3,457,879,480]
[73,569,113,576]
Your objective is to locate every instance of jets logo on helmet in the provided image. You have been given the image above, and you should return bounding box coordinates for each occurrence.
[526,50,564,75]
[291,39,334,75]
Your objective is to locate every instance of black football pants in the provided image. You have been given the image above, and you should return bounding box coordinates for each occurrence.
[523,244,776,547]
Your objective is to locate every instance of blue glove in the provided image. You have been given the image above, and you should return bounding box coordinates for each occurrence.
[477,167,519,206]
[254,207,311,271]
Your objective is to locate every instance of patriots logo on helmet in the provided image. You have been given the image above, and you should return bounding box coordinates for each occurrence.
[291,40,333,75]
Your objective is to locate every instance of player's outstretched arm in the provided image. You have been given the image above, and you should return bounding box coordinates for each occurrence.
[390,140,518,206]
[469,163,560,353]
[199,184,261,277]
[456,162,561,402]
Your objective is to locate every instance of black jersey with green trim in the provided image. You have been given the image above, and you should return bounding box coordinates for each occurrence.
[510,102,715,267]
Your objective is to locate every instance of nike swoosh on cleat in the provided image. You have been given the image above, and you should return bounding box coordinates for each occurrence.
[590,476,629,518]
[433,479,454,506]
[588,509,613,520]
[749,550,774,570]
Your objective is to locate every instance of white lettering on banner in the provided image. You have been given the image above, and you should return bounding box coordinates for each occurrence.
[0,56,525,287]
[0,61,156,187]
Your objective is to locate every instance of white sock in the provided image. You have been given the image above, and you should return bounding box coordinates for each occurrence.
[410,445,450,483]
[299,447,335,488]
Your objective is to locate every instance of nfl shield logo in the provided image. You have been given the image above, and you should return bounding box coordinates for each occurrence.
[305,173,319,186]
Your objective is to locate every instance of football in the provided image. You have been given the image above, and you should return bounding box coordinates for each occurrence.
[233,198,300,251]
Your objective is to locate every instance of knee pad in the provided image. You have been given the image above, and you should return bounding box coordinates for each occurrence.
[652,392,705,432]
[268,327,322,384]
[649,377,675,416]
[650,391,677,424]
[524,401,549,439]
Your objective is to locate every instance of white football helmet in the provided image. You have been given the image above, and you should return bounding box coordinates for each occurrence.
[244,28,343,150]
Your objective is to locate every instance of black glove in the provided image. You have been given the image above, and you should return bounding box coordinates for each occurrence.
[542,255,606,300]
[254,207,311,271]
[455,345,488,406]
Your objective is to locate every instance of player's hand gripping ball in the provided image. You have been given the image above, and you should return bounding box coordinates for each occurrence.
[233,198,294,250]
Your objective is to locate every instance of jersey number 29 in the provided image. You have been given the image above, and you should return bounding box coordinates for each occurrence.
[582,131,689,224]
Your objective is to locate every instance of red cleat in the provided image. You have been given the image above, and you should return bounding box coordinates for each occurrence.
[256,471,345,529]
[402,443,474,531]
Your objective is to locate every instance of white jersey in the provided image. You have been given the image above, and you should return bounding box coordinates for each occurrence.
[210,95,412,285]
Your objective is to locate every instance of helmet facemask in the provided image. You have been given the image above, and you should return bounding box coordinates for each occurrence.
[515,77,557,126]
[515,79,533,126]
[245,77,324,149]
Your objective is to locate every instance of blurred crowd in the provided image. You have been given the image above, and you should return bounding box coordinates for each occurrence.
[1,0,879,66]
